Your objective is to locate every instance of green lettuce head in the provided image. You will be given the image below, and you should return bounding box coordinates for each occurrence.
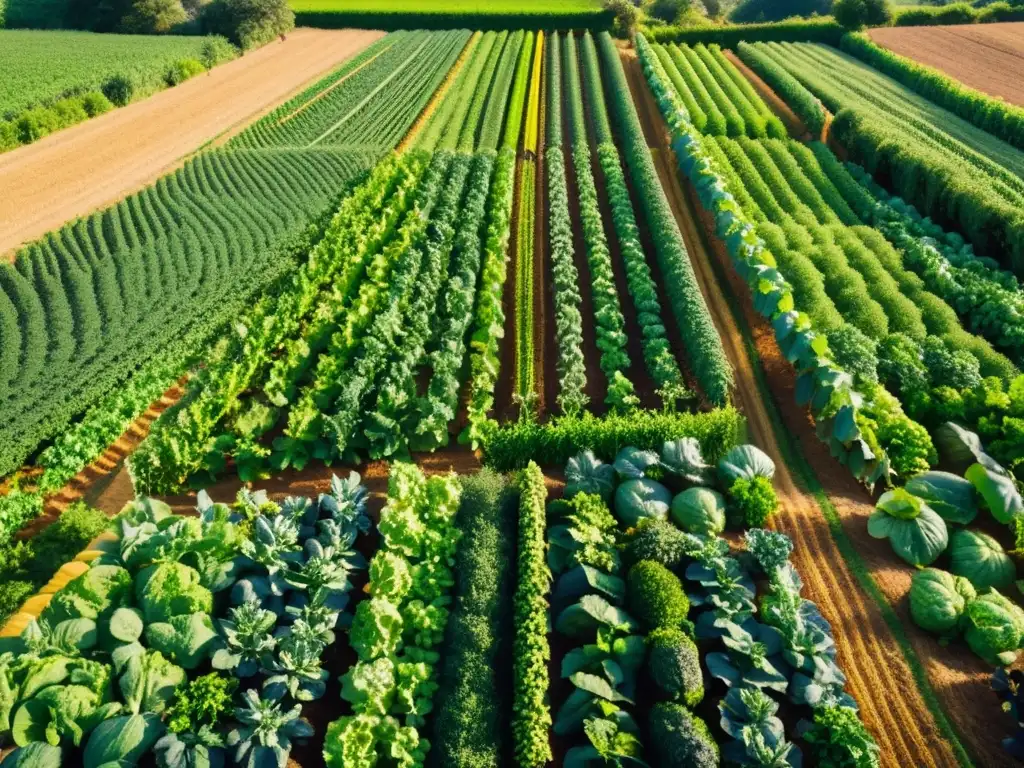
[949,529,1016,592]
[670,487,725,536]
[867,489,948,567]
[962,590,1024,666]
[908,568,975,636]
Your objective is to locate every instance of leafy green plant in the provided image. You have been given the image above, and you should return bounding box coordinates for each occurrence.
[647,627,702,706]
[867,489,947,567]
[512,462,552,767]
[226,689,312,768]
[627,561,690,631]
[623,519,689,570]
[908,568,975,637]
[801,705,880,768]
[728,476,779,529]
[648,702,719,768]
[948,529,1015,592]
[962,590,1024,665]
[671,487,725,536]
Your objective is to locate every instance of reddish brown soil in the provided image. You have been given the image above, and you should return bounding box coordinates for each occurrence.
[16,379,186,533]
[0,28,384,258]
[622,49,972,767]
[867,22,1024,107]
[723,48,811,139]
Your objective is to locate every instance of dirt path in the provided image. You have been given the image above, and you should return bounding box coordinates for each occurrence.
[622,50,967,767]
[867,23,1024,107]
[0,28,384,257]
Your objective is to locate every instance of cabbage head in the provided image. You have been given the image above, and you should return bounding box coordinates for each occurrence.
[614,479,671,529]
[962,590,1024,666]
[904,471,978,525]
[908,568,975,636]
[670,488,725,536]
[966,462,1023,525]
[565,451,615,501]
[717,445,775,487]
[867,489,947,567]
[949,529,1016,592]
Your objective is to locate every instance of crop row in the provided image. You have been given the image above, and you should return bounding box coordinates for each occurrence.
[512,32,544,406]
[747,41,1024,274]
[580,32,688,400]
[601,32,733,407]
[565,32,637,413]
[653,41,785,139]
[462,32,537,447]
[0,147,375,483]
[545,31,588,416]
[230,29,469,152]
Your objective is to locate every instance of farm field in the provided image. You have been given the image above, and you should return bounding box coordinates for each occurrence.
[867,22,1024,106]
[0,28,384,255]
[0,30,225,117]
[1,17,1024,768]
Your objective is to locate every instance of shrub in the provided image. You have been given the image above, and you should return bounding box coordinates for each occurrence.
[608,0,639,37]
[647,627,703,706]
[834,0,892,29]
[828,324,879,385]
[15,106,60,142]
[200,35,238,67]
[121,0,188,32]
[623,518,690,569]
[102,74,136,106]
[727,475,778,528]
[205,0,294,50]
[51,96,89,128]
[647,0,691,23]
[648,702,719,768]
[80,91,114,117]
[481,407,743,470]
[0,120,22,152]
[628,560,689,630]
[166,57,206,86]
[893,2,975,25]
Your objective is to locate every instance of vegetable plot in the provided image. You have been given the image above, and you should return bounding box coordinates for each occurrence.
[0,472,372,768]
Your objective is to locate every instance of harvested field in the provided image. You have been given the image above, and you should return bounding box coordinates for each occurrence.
[622,47,971,768]
[867,22,1024,106]
[0,28,383,256]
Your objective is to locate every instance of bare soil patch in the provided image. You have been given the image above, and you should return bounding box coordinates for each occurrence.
[0,28,384,257]
[867,22,1024,107]
[622,48,971,767]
